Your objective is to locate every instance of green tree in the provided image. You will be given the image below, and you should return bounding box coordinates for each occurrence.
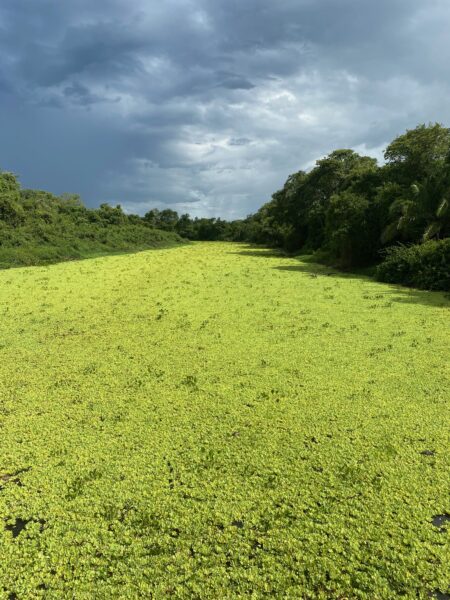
[384,123,450,185]
[325,191,373,267]
[0,172,23,225]
[157,209,179,231]
[381,125,450,244]
[97,203,127,225]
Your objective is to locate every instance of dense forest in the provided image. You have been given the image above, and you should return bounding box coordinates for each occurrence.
[1,123,449,289]
[144,123,450,291]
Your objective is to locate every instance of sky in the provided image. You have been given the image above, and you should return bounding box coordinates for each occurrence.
[0,0,449,219]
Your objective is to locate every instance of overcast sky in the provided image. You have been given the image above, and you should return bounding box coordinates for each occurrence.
[0,0,449,218]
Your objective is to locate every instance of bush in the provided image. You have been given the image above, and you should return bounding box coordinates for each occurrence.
[376,239,450,291]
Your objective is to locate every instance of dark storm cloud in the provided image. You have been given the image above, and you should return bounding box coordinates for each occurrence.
[0,0,449,218]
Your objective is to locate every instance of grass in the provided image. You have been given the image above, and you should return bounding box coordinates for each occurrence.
[0,242,448,599]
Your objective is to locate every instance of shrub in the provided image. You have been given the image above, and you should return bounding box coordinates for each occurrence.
[376,238,450,291]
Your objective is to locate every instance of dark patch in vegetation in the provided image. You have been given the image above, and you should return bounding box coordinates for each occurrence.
[429,591,450,600]
[432,514,450,531]
[167,460,175,490]
[0,466,31,491]
[4,517,46,538]
[232,520,244,529]
[4,518,28,538]
[180,375,198,389]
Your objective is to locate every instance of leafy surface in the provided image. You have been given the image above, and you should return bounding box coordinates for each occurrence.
[0,243,449,599]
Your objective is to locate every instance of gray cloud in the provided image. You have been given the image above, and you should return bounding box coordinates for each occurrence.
[0,0,449,218]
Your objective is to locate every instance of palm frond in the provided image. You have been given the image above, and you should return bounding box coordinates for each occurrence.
[436,198,448,217]
[410,183,420,197]
[381,220,401,244]
[422,221,441,241]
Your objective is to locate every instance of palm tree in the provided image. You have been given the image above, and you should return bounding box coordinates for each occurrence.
[381,159,450,244]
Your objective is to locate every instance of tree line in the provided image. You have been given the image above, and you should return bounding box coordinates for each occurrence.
[0,177,182,268]
[142,123,450,290]
[0,123,449,288]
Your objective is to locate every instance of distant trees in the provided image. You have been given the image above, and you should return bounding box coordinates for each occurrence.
[1,122,448,287]
[233,124,449,270]
[144,208,236,242]
[144,208,179,231]
[0,173,182,268]
[97,203,127,225]
[245,149,380,260]
[0,172,23,226]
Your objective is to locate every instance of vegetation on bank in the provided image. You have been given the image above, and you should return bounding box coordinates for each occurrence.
[1,123,448,287]
[377,238,450,291]
[0,243,448,598]
[143,123,450,290]
[0,174,182,268]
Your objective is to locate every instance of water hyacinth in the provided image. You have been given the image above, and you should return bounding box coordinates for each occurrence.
[0,242,449,599]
